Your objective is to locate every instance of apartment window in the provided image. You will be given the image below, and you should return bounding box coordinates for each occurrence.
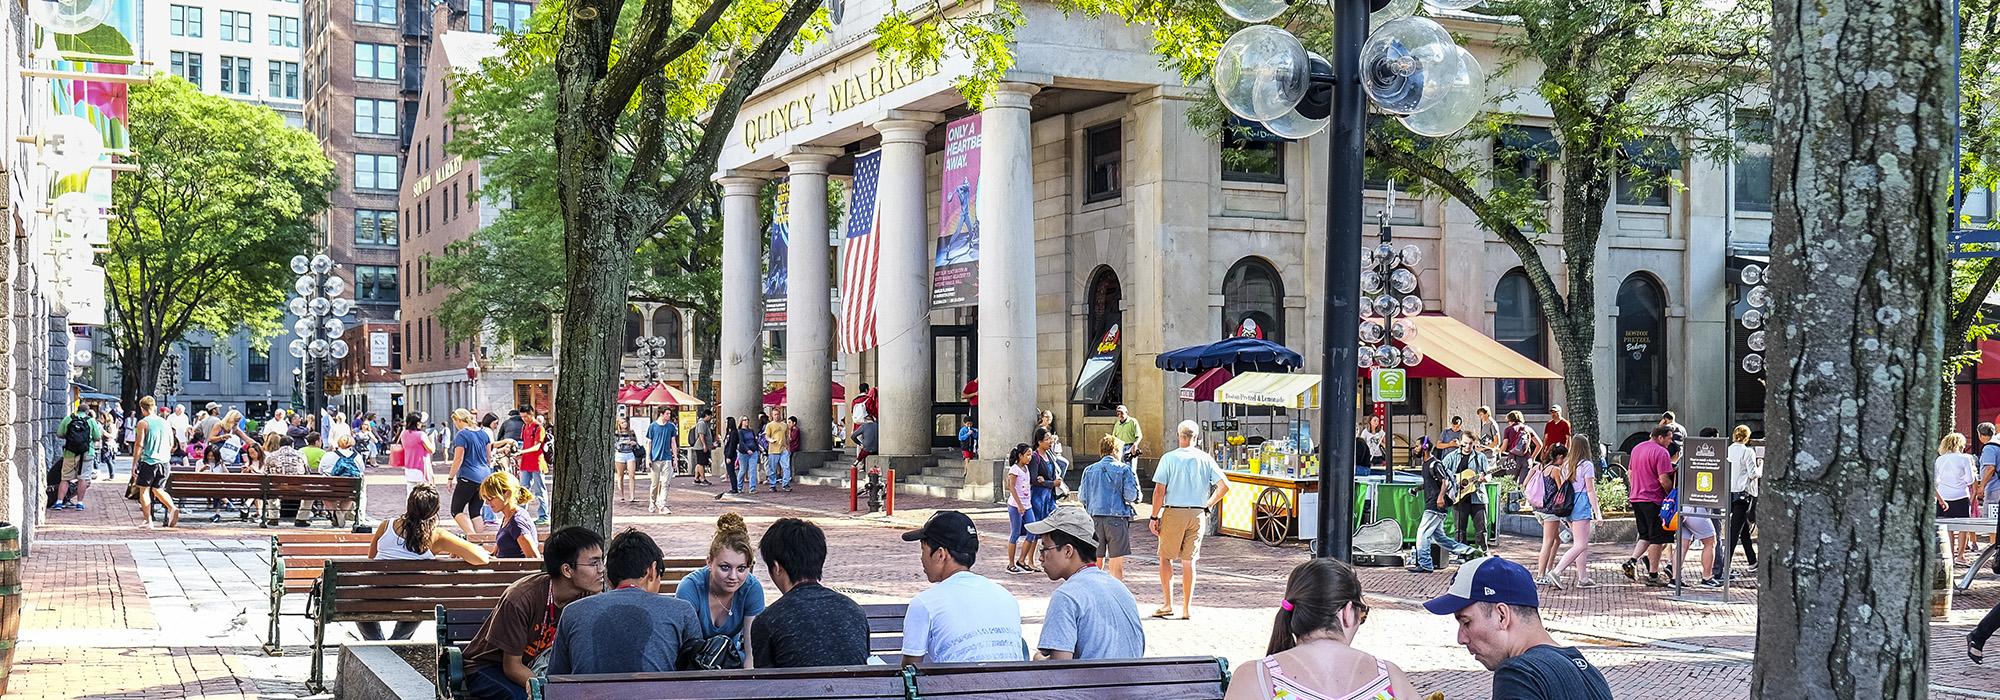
[355,0,395,25]
[401,207,410,240]
[1735,113,1773,213]
[354,154,398,191]
[354,42,396,81]
[467,175,477,209]
[220,10,251,42]
[170,52,203,88]
[1220,126,1284,184]
[1615,137,1679,207]
[219,56,251,95]
[169,5,202,37]
[1083,123,1122,204]
[268,16,300,47]
[1494,125,1557,200]
[469,0,486,31]
[268,61,300,99]
[493,1,531,31]
[355,209,398,247]
[356,265,400,302]
[247,346,270,383]
[354,98,398,136]
[188,346,212,382]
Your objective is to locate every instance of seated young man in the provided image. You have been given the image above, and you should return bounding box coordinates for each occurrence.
[749,517,871,668]
[898,510,1026,665]
[1025,507,1145,660]
[547,529,702,674]
[460,527,605,700]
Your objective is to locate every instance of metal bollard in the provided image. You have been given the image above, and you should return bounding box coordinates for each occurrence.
[849,464,859,512]
[886,469,896,516]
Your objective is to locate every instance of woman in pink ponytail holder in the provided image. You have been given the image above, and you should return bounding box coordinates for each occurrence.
[1225,559,1416,700]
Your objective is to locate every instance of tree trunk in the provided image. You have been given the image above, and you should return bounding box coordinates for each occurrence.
[1757,0,1951,695]
[549,1,630,537]
[117,340,161,412]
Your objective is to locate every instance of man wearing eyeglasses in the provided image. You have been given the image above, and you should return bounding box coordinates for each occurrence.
[545,529,700,675]
[1026,507,1145,660]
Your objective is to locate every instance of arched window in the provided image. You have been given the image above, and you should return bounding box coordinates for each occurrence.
[1071,267,1124,410]
[1222,257,1285,345]
[1616,274,1668,412]
[652,307,685,360]
[623,306,643,355]
[1494,270,1549,411]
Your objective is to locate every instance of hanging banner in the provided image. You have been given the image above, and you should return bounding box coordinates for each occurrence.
[763,182,790,329]
[931,114,981,308]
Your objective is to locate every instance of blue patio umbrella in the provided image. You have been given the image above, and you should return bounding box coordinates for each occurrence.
[1155,337,1304,374]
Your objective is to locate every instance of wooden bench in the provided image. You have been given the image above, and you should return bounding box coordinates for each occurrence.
[264,531,377,654]
[163,472,361,526]
[532,656,1230,700]
[433,558,706,699]
[537,665,910,700]
[309,558,545,691]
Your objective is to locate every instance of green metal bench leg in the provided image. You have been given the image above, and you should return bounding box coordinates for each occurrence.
[265,536,283,655]
[308,613,328,693]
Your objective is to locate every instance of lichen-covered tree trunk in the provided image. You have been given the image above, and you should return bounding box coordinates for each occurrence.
[1758,0,1952,695]
[548,1,629,537]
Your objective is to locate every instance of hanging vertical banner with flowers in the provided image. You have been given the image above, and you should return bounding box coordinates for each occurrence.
[29,0,138,325]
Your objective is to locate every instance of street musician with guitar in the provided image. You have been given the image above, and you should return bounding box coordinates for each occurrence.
[1441,436,1498,550]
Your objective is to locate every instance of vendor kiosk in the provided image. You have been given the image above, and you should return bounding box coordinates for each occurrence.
[1210,372,1323,544]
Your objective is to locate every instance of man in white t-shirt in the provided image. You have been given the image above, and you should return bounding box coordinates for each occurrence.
[899,510,1026,665]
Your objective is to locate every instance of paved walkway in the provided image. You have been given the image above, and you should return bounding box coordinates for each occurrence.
[7,461,1999,698]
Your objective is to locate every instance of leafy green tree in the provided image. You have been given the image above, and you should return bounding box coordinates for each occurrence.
[1052,0,1764,446]
[1942,0,2000,429]
[104,78,334,408]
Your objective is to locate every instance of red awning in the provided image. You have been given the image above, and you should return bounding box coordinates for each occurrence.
[762,383,848,406]
[642,383,704,407]
[616,384,647,405]
[1179,367,1234,402]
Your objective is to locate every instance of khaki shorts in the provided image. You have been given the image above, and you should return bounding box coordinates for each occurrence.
[1158,507,1207,561]
[60,454,85,481]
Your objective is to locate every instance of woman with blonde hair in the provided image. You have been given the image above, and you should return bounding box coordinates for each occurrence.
[1540,434,1601,588]
[1938,432,1978,562]
[676,512,767,668]
[481,472,540,558]
[445,407,495,535]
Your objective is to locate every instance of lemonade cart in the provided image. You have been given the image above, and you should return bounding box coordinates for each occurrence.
[1209,372,1325,544]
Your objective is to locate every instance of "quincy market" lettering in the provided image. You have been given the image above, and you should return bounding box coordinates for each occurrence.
[740,60,942,151]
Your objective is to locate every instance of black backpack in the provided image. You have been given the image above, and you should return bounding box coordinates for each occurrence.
[1539,470,1576,517]
[61,414,93,455]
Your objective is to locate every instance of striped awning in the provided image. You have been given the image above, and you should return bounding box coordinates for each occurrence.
[1215,372,1322,409]
[1403,315,1562,380]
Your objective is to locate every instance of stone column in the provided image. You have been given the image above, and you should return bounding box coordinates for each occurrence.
[718,174,768,426]
[873,114,941,459]
[977,83,1040,469]
[783,148,840,462]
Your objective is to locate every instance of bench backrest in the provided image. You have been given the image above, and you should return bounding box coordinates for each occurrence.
[861,603,908,655]
[271,532,377,595]
[907,656,1229,699]
[433,558,707,646]
[265,474,362,500]
[320,558,546,622]
[164,471,267,499]
[538,665,909,700]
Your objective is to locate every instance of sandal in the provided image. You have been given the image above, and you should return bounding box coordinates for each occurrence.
[1972,635,1986,665]
[1151,607,1175,618]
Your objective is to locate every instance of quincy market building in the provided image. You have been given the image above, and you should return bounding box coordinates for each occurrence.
[711,0,1774,498]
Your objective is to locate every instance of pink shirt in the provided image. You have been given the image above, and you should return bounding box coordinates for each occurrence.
[1628,440,1673,504]
[399,430,432,469]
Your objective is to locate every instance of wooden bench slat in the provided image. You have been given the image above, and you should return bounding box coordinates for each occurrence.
[868,634,902,654]
[333,598,512,615]
[543,666,907,700]
[336,583,519,599]
[907,657,1225,698]
[275,532,379,545]
[330,559,544,573]
[333,571,538,587]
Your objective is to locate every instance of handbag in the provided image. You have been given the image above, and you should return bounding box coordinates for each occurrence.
[125,475,141,500]
[686,634,743,670]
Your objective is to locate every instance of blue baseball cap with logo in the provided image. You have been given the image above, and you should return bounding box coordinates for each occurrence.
[1423,556,1541,615]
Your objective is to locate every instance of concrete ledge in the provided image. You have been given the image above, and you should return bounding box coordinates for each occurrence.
[335,642,435,700]
[792,450,837,471]
[1498,513,1636,543]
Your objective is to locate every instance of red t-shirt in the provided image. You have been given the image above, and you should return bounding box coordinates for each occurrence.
[1628,440,1674,504]
[963,379,979,406]
[1543,419,1571,453]
[518,421,544,472]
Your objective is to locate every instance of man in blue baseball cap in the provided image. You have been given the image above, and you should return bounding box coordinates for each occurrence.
[1425,556,1612,699]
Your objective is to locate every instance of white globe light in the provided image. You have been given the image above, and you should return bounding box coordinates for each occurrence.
[288,339,307,358]
[1747,285,1769,308]
[1361,245,1379,268]
[1360,17,1455,114]
[1218,0,1288,23]
[1392,318,1417,340]
[330,340,351,359]
[1390,268,1419,294]
[1375,346,1403,368]
[30,0,114,35]
[295,276,315,297]
[293,318,316,338]
[1399,46,1486,137]
[1357,350,1375,369]
[333,298,356,316]
[1360,320,1385,344]
[309,339,331,357]
[1400,295,1424,316]
[1213,25,1311,122]
[1362,270,1385,293]
[71,349,92,365]
[288,297,309,317]
[1262,108,1330,139]
[1741,353,1764,374]
[1423,0,1484,10]
[1747,330,1766,352]
[309,297,331,317]
[1741,264,1765,286]
[290,255,311,275]
[324,318,347,338]
[1741,309,1764,330]
[323,276,347,297]
[1402,345,1424,366]
[1372,295,1397,318]
[311,254,334,274]
[1369,0,1419,27]
[38,115,105,175]
[1399,244,1422,268]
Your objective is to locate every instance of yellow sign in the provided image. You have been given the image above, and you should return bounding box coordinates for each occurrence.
[411,155,465,197]
[740,60,943,151]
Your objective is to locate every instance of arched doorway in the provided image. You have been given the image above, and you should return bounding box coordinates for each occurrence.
[1616,274,1668,412]
[1222,257,1285,344]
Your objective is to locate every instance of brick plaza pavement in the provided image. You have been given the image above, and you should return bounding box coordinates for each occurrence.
[7,459,1999,698]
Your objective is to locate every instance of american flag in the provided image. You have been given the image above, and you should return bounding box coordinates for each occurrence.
[839,150,884,353]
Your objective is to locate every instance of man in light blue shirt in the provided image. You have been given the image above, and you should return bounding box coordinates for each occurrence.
[1146,420,1228,620]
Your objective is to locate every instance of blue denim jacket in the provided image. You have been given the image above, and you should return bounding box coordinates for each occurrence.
[1079,456,1139,518]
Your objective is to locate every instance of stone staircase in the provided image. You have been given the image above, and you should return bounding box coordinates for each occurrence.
[792,448,998,503]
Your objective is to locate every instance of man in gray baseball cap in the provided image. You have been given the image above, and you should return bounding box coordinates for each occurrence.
[1025,506,1145,660]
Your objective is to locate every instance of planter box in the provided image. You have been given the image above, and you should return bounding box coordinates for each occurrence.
[1498,513,1636,544]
